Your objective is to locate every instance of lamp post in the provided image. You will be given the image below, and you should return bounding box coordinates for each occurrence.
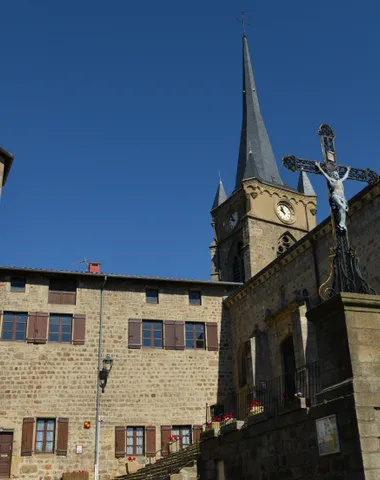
[99,354,113,393]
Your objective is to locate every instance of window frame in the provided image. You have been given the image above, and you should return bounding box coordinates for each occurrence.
[188,290,202,306]
[145,288,159,304]
[172,425,191,449]
[1,312,27,341]
[185,322,205,350]
[48,314,73,343]
[126,426,145,456]
[142,320,163,349]
[35,418,56,454]
[10,277,26,292]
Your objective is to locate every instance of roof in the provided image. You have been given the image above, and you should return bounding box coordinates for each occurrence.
[297,170,316,196]
[0,265,242,288]
[0,146,14,186]
[211,179,227,210]
[235,35,283,191]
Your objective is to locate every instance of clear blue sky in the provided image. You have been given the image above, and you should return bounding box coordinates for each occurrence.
[1,0,379,279]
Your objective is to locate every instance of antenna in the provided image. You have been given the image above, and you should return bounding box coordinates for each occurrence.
[72,257,89,271]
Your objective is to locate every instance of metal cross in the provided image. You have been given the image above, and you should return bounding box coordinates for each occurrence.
[282,124,378,300]
[236,9,250,36]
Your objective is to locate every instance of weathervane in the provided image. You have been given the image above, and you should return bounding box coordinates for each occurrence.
[236,9,250,36]
[282,124,378,300]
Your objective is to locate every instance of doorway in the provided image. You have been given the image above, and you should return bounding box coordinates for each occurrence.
[281,336,296,398]
[0,432,13,478]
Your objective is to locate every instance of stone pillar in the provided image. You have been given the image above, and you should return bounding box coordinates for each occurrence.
[307,293,380,479]
[291,304,318,369]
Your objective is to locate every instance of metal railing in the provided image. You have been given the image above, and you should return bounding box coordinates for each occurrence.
[221,362,320,421]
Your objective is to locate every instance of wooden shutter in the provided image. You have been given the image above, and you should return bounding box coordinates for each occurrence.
[175,321,185,350]
[72,314,86,345]
[161,426,171,457]
[21,418,34,456]
[27,312,48,344]
[115,426,126,458]
[206,322,218,351]
[56,418,69,455]
[164,321,176,350]
[145,425,156,457]
[128,318,142,349]
[192,425,202,444]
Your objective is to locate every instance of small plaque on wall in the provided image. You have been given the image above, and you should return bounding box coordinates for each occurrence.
[76,445,83,454]
[316,414,341,456]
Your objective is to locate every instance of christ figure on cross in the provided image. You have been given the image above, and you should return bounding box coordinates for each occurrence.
[315,161,351,231]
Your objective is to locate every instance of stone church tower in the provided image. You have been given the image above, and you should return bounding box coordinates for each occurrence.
[210,36,317,282]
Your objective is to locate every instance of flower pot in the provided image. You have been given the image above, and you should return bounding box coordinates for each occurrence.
[126,461,140,474]
[169,441,179,453]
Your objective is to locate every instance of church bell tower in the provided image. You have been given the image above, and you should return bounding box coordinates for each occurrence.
[210,35,317,283]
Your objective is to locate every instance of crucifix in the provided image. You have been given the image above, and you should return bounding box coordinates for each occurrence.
[236,9,250,36]
[282,124,379,300]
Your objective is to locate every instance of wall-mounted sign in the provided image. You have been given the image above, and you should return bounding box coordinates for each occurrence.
[316,414,341,456]
[76,445,83,454]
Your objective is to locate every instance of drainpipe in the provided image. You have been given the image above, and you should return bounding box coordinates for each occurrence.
[94,275,108,480]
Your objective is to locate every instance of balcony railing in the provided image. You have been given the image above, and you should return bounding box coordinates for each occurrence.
[222,362,320,421]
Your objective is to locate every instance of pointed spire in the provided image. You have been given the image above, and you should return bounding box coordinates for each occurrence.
[297,169,316,196]
[235,36,283,190]
[211,178,227,210]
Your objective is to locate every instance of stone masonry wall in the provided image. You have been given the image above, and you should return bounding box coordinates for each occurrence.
[226,182,380,388]
[0,274,236,480]
[199,395,365,480]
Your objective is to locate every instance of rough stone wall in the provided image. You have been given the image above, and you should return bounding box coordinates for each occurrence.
[199,396,365,480]
[0,275,235,480]
[226,182,380,389]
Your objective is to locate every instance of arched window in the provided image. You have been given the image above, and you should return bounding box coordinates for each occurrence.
[277,232,296,256]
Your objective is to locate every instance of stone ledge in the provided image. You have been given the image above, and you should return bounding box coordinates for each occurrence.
[278,397,307,415]
[220,420,244,435]
[246,411,271,426]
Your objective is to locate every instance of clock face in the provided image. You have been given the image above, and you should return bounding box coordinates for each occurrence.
[227,212,238,231]
[276,202,293,223]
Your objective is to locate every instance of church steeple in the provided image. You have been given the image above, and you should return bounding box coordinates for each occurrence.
[211,178,227,210]
[235,35,283,190]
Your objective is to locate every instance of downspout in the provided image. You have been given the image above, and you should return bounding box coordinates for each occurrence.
[94,275,107,480]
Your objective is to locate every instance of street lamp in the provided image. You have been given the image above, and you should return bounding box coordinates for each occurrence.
[99,354,113,393]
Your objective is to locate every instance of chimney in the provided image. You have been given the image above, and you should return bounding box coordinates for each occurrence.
[88,262,101,274]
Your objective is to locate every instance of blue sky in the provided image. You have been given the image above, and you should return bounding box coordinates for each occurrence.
[1,0,379,279]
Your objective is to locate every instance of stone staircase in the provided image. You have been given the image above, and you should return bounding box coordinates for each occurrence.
[115,444,199,480]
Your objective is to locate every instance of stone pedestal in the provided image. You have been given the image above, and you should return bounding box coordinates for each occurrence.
[307,293,380,480]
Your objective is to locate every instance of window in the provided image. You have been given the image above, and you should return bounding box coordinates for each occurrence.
[35,419,55,453]
[10,277,25,292]
[48,278,77,305]
[189,291,201,306]
[127,427,144,455]
[146,289,159,304]
[172,426,191,449]
[185,323,205,349]
[49,314,72,343]
[1,312,27,341]
[142,321,163,348]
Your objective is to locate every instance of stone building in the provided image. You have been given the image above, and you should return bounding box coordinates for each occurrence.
[1,32,380,480]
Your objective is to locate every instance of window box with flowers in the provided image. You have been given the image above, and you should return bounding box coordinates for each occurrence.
[201,421,220,440]
[246,400,267,425]
[279,392,307,415]
[168,435,179,454]
[126,456,142,475]
[219,414,244,435]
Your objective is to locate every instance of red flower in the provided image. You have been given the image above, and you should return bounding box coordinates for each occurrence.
[169,435,178,442]
[211,416,220,422]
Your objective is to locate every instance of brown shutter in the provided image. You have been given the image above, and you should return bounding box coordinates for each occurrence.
[72,314,86,345]
[206,322,218,351]
[115,426,126,458]
[161,426,171,457]
[164,321,176,350]
[21,418,34,456]
[145,425,156,457]
[175,321,185,350]
[56,418,69,455]
[192,425,202,443]
[128,318,142,349]
[27,312,48,344]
